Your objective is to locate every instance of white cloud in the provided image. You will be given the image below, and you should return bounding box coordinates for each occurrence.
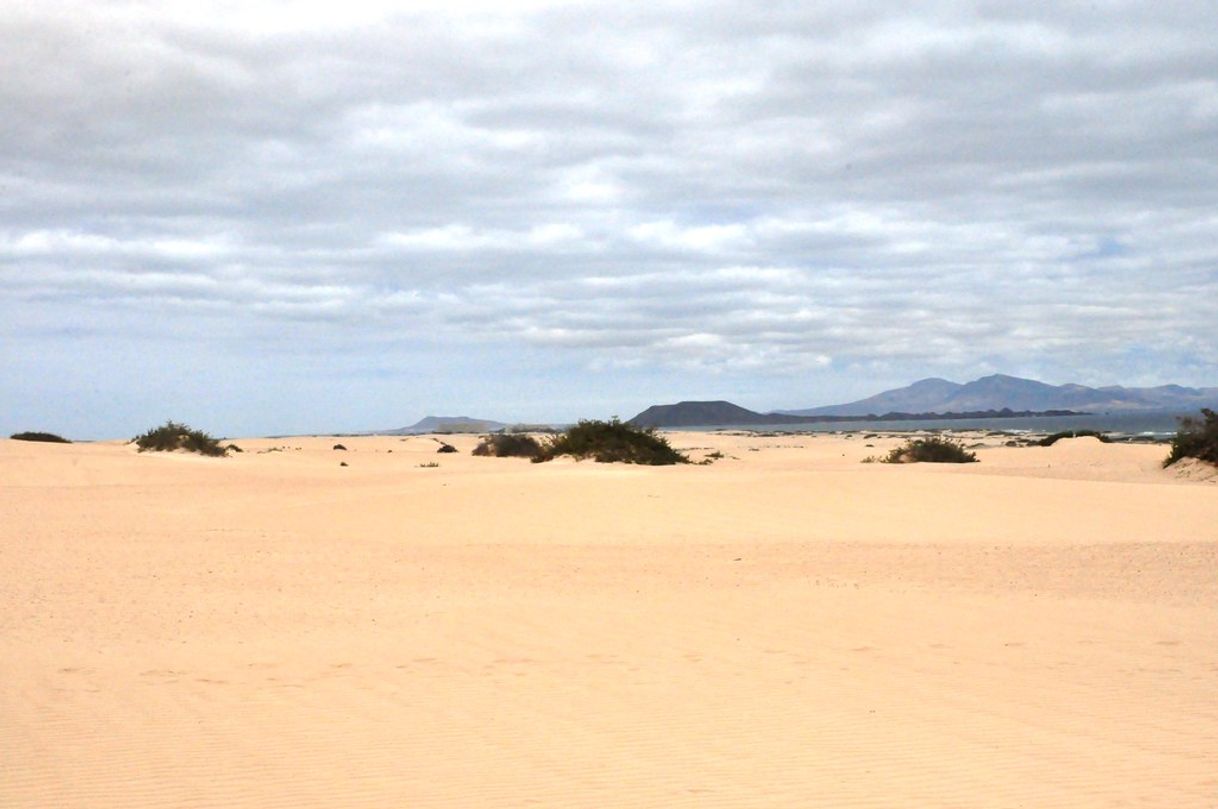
[2,0,1217,435]
[627,221,750,252]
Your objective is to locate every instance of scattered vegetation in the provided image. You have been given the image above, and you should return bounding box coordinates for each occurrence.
[418,461,440,468]
[133,421,228,457]
[533,419,688,465]
[1163,408,1218,468]
[505,424,560,434]
[472,433,543,458]
[1037,430,1111,447]
[869,435,978,464]
[10,431,71,443]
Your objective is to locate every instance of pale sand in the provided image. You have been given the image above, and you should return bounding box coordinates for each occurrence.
[2,433,1216,807]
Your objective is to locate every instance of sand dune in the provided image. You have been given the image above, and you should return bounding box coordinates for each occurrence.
[2,433,1215,807]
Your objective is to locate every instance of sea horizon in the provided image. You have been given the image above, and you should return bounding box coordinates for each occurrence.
[667,410,1194,438]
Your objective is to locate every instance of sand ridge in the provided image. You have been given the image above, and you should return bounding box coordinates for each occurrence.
[2,433,1216,807]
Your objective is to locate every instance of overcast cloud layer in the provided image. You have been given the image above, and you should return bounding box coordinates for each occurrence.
[3,0,1217,437]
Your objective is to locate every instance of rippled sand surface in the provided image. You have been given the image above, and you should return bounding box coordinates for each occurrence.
[3,433,1215,807]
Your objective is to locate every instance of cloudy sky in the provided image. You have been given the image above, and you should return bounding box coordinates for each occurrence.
[3,0,1216,438]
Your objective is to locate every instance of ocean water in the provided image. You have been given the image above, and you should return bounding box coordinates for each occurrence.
[695,411,1196,439]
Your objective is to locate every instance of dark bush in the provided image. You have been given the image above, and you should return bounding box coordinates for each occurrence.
[133,421,227,457]
[226,444,243,453]
[533,418,688,465]
[472,433,543,458]
[436,443,458,454]
[1037,430,1111,447]
[11,431,71,443]
[1163,408,1218,467]
[880,435,977,464]
[333,443,347,451]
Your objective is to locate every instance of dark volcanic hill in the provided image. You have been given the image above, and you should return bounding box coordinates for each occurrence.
[781,374,1218,417]
[628,401,809,428]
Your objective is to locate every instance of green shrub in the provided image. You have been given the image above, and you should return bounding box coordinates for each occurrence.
[472,433,543,458]
[11,431,71,443]
[533,418,688,465]
[1037,430,1111,447]
[880,435,977,464]
[1163,408,1218,467]
[133,421,228,457]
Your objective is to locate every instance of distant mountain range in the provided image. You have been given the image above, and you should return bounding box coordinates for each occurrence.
[779,374,1218,417]
[627,374,1218,429]
[378,416,508,435]
[379,375,1217,433]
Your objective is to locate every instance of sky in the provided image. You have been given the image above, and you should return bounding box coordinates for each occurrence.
[3,0,1217,438]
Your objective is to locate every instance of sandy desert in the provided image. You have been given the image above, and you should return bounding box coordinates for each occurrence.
[2,431,1216,807]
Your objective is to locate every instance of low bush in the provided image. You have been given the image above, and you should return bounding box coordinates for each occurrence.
[436,443,458,454]
[1163,408,1218,467]
[879,435,977,464]
[472,433,543,458]
[333,443,347,451]
[133,421,227,457]
[533,419,688,465]
[11,431,71,443]
[1037,430,1111,447]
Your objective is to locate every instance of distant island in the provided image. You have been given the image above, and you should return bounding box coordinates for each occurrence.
[628,400,1085,429]
[378,416,509,435]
